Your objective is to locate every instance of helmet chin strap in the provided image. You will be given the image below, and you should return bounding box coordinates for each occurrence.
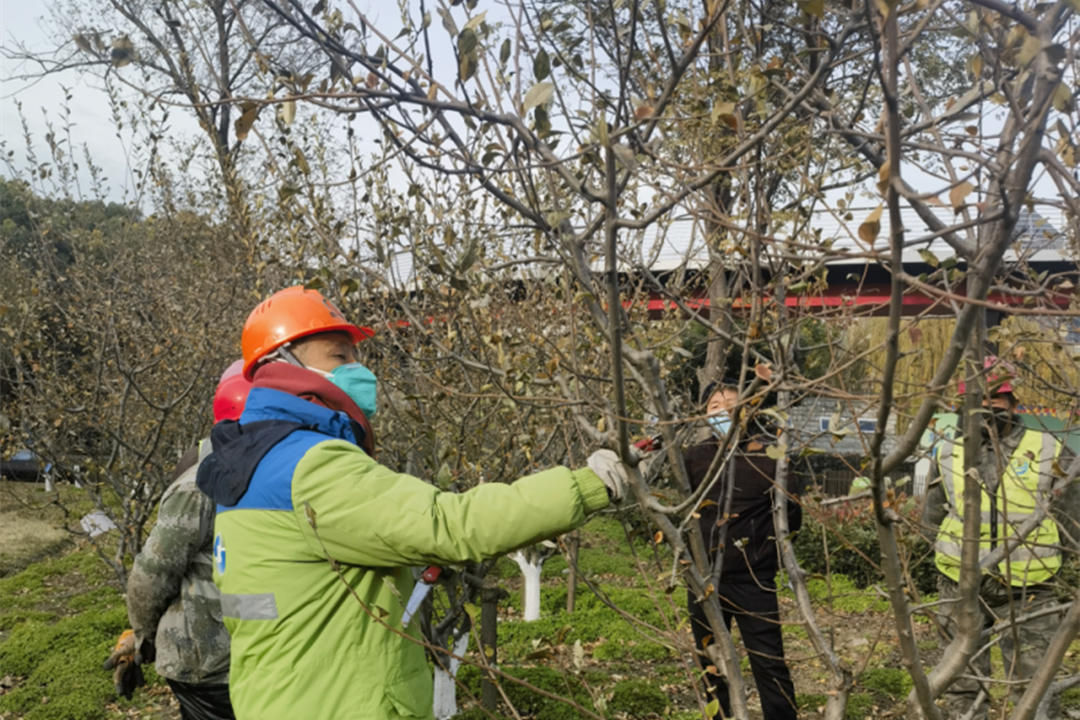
[262,344,332,379]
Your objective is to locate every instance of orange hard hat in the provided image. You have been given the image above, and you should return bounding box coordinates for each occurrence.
[241,286,373,379]
[957,355,1015,396]
[213,373,253,423]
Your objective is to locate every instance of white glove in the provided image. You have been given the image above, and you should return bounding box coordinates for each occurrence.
[587,449,632,503]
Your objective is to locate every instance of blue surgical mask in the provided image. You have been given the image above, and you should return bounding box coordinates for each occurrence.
[322,363,378,419]
[707,412,731,438]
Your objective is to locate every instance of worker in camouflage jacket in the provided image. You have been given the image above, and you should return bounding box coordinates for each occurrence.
[105,367,251,720]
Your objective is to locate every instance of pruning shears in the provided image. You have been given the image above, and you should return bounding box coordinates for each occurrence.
[401,565,442,628]
[633,435,663,453]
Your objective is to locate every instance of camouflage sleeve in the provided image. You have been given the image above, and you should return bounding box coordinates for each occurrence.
[167,442,202,484]
[126,475,214,649]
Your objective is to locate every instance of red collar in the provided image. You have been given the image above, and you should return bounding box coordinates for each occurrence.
[252,362,375,454]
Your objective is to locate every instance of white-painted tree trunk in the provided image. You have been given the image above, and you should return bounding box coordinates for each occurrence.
[433,632,470,720]
[512,549,545,622]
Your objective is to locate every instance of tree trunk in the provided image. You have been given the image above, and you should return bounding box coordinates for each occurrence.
[433,632,470,720]
[566,531,579,614]
[512,549,545,622]
[481,585,500,711]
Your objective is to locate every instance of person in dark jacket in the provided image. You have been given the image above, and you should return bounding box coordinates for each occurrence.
[685,380,800,720]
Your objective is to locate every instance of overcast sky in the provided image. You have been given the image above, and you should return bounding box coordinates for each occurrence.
[1,1,1067,238]
[1,2,153,199]
[0,1,433,206]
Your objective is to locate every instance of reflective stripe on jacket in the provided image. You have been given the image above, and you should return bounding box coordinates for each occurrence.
[934,429,1062,586]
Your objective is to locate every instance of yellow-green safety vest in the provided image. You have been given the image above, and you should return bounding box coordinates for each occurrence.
[934,429,1062,586]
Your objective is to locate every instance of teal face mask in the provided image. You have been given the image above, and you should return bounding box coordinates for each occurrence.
[327,363,378,419]
[707,412,731,438]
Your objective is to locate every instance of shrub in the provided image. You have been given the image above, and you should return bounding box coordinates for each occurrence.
[456,665,597,720]
[859,667,912,698]
[591,639,670,662]
[800,573,890,613]
[796,691,879,720]
[845,692,875,719]
[1061,687,1080,711]
[0,546,149,720]
[609,678,668,716]
[0,606,129,720]
[499,584,678,662]
[794,496,937,595]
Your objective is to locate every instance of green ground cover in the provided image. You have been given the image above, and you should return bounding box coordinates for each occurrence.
[2,500,1078,719]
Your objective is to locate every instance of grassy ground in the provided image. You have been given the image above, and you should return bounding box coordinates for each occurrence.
[0,481,180,720]
[453,515,928,719]
[1,485,1078,719]
[0,481,85,578]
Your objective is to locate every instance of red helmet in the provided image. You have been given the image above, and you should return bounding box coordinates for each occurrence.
[241,286,373,379]
[213,373,254,423]
[957,355,1015,396]
[219,359,244,382]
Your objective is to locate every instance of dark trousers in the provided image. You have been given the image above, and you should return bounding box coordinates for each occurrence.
[688,576,798,720]
[166,678,235,720]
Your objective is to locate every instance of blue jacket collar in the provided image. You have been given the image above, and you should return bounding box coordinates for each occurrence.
[240,387,358,445]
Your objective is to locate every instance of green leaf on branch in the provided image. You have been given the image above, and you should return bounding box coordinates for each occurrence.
[292,147,310,175]
[500,38,511,65]
[278,184,300,202]
[1052,82,1074,112]
[460,52,478,81]
[458,27,477,55]
[858,204,883,246]
[437,7,457,35]
[1016,29,1041,67]
[798,0,824,19]
[522,81,554,114]
[534,48,550,81]
[534,106,552,137]
[463,11,486,32]
[968,54,983,79]
[917,248,940,267]
[765,444,786,460]
[234,102,260,141]
[279,99,296,125]
[592,114,608,145]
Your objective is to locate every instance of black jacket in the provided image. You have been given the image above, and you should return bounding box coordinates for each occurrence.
[196,419,305,506]
[684,435,801,580]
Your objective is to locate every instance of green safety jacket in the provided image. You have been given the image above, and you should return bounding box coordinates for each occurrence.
[933,428,1062,586]
[197,386,609,719]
